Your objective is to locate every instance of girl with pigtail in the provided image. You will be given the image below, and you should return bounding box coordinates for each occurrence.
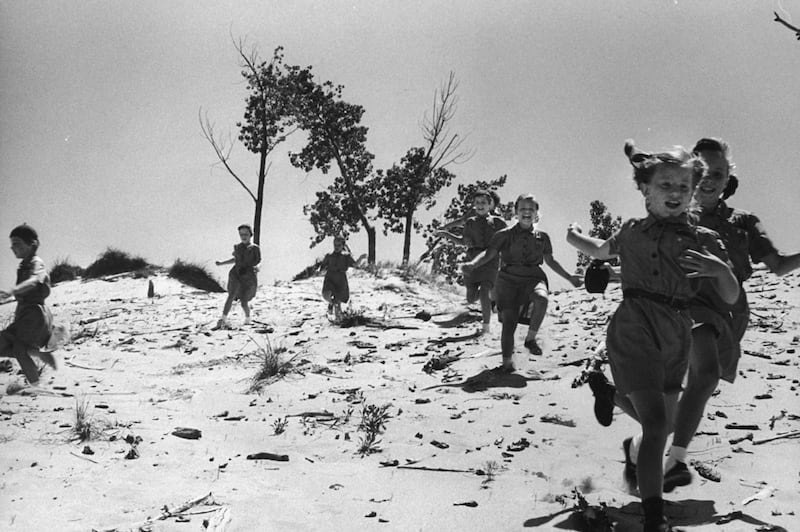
[567,140,739,532]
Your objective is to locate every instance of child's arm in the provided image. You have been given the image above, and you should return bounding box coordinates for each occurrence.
[1,257,48,299]
[461,247,499,273]
[435,229,465,245]
[215,258,235,266]
[761,250,800,277]
[679,248,740,305]
[544,254,582,287]
[566,223,616,261]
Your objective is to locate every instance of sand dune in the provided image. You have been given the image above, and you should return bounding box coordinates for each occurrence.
[1,267,798,531]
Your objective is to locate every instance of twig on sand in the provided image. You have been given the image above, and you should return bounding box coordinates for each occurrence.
[126,324,192,336]
[70,451,99,464]
[397,465,474,473]
[65,360,107,371]
[79,313,120,326]
[160,492,215,519]
[752,430,800,445]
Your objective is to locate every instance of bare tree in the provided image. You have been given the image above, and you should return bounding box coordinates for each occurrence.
[774,11,800,40]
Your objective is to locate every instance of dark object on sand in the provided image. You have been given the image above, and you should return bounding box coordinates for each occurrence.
[246,452,289,461]
[584,260,610,294]
[172,427,202,440]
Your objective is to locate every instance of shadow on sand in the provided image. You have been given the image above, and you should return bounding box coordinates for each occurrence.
[523,498,788,531]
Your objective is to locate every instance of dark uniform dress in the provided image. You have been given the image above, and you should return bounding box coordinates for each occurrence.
[489,224,552,315]
[461,214,507,300]
[227,243,261,302]
[0,255,53,383]
[322,252,357,304]
[606,215,730,395]
[690,201,778,383]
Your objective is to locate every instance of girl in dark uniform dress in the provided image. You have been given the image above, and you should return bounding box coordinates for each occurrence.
[216,224,260,328]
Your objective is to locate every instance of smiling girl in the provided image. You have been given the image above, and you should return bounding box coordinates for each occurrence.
[566,140,739,532]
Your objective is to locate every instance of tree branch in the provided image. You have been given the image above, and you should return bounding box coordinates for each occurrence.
[774,11,800,38]
[198,109,257,203]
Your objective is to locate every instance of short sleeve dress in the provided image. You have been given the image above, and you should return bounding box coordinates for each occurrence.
[227,243,261,302]
[489,224,553,313]
[605,214,730,395]
[461,214,507,288]
[690,200,778,382]
[322,252,357,304]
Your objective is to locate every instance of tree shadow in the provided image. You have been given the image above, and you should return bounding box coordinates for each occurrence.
[522,498,788,531]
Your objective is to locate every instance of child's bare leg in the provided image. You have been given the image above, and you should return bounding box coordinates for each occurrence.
[1,334,40,384]
[673,326,718,450]
[524,290,548,341]
[240,300,251,318]
[499,309,518,368]
[479,283,492,330]
[628,390,669,499]
[222,294,235,316]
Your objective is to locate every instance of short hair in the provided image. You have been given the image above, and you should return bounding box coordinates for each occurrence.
[471,189,493,203]
[237,224,253,236]
[514,194,539,211]
[624,139,705,189]
[10,224,39,246]
[692,137,738,199]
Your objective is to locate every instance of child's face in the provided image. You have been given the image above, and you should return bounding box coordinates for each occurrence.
[641,165,694,218]
[472,195,492,216]
[333,239,345,252]
[694,149,729,209]
[238,228,252,242]
[10,237,35,259]
[515,199,539,228]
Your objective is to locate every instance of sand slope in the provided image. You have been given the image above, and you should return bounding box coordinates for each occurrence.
[1,267,798,531]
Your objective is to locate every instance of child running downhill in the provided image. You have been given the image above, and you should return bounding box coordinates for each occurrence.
[319,236,365,321]
[660,138,800,491]
[464,194,580,372]
[566,141,739,532]
[436,189,507,334]
[215,224,261,328]
[0,224,56,388]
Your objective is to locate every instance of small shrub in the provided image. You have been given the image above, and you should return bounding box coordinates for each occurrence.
[49,258,84,284]
[73,396,104,442]
[356,403,392,456]
[338,306,370,328]
[272,416,288,435]
[168,260,225,292]
[84,248,151,279]
[249,337,291,392]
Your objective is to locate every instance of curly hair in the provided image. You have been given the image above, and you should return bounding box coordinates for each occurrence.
[624,139,706,189]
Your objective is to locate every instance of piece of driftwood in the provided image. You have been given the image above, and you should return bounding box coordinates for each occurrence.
[246,452,289,461]
[397,465,473,473]
[160,492,215,519]
[752,430,800,445]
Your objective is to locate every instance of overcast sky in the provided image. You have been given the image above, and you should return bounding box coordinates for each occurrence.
[2,0,799,290]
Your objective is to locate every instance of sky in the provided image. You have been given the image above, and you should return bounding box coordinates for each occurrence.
[2,0,799,291]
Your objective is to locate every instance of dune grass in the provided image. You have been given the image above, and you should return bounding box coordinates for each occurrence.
[84,248,153,279]
[168,259,225,293]
[49,257,84,284]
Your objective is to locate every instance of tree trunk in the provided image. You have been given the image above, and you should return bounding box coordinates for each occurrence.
[402,212,413,266]
[253,141,269,245]
[366,225,376,265]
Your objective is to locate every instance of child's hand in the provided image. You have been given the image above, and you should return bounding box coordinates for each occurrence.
[215,261,223,266]
[567,274,582,288]
[0,289,12,300]
[567,222,583,235]
[679,248,730,279]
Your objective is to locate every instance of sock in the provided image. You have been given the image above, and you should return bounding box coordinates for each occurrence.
[665,445,687,470]
[630,433,643,465]
[642,496,665,524]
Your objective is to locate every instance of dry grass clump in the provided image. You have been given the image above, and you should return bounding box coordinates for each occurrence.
[168,260,225,292]
[292,258,324,281]
[248,336,292,392]
[84,248,152,279]
[49,257,84,284]
[72,396,107,442]
[356,403,392,456]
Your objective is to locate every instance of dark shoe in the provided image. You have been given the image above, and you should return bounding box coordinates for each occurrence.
[663,461,692,493]
[622,437,637,491]
[524,338,542,356]
[587,371,616,427]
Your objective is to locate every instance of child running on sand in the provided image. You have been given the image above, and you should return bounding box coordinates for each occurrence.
[0,224,56,388]
[436,189,507,334]
[567,141,739,532]
[319,236,365,321]
[659,137,800,490]
[215,224,260,328]
[463,194,580,371]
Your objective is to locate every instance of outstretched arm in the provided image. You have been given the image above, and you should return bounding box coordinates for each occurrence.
[435,229,465,245]
[566,223,616,261]
[462,247,499,273]
[761,251,800,277]
[544,254,582,287]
